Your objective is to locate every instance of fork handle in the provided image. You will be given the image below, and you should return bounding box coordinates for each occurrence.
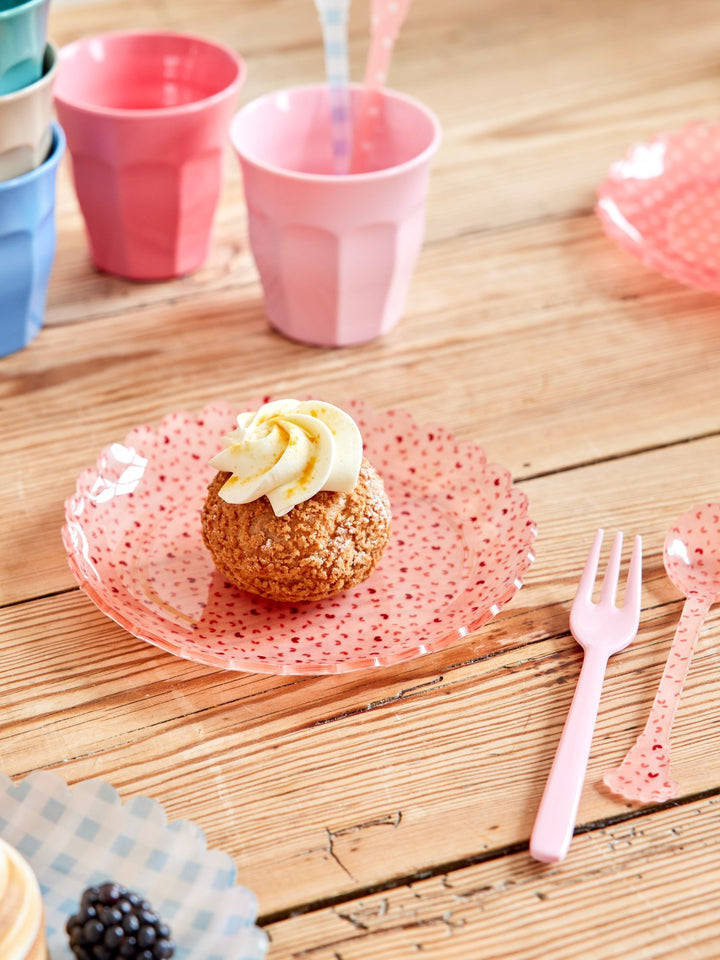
[530,646,609,863]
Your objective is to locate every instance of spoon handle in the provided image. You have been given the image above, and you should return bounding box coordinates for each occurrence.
[364,0,413,86]
[604,593,712,802]
[351,0,413,172]
[363,26,397,88]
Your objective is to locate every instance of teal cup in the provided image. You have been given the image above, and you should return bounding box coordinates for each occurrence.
[0,0,51,95]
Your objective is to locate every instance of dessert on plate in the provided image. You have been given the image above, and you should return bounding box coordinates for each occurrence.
[0,837,48,960]
[201,399,392,602]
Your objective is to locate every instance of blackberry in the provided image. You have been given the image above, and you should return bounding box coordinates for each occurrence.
[66,882,175,960]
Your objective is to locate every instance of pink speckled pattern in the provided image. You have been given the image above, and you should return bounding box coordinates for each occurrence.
[604,503,720,802]
[351,0,414,174]
[62,400,537,675]
[596,123,720,293]
[364,0,412,87]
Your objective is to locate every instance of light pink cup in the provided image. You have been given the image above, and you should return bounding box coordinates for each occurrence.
[230,84,441,347]
[53,31,245,281]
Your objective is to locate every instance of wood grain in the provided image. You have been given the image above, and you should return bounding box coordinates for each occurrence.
[265,796,720,958]
[3,438,720,917]
[3,0,720,955]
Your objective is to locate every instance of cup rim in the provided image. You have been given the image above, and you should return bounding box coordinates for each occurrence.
[53,30,246,119]
[0,41,56,102]
[0,120,64,190]
[0,0,48,20]
[229,83,442,183]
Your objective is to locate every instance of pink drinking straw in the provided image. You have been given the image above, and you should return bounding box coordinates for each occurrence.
[351,0,414,173]
[313,0,353,174]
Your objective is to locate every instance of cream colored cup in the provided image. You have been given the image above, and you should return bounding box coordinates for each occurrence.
[0,42,56,181]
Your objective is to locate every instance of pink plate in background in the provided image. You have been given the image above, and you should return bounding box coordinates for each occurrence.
[62,400,537,675]
[597,122,720,293]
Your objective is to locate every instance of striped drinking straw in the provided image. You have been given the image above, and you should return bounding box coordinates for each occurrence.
[313,0,353,174]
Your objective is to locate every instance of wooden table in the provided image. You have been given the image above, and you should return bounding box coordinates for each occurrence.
[4,0,720,954]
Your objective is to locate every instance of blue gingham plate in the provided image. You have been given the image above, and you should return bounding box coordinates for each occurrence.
[0,770,268,960]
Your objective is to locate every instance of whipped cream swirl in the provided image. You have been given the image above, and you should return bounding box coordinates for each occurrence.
[210,399,363,516]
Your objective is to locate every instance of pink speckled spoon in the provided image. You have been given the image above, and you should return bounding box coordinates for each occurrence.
[604,503,720,803]
[350,0,414,173]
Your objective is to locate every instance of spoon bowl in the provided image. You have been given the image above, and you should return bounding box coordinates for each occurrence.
[664,502,720,602]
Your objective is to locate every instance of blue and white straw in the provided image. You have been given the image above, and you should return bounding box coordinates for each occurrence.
[313,0,353,174]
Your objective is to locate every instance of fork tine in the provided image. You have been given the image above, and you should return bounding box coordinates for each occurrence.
[575,529,604,604]
[623,534,643,613]
[599,531,623,606]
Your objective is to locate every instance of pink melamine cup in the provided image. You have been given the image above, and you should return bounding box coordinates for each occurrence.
[230,84,441,347]
[53,31,245,281]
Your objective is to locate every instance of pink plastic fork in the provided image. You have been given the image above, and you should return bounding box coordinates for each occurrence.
[530,530,642,864]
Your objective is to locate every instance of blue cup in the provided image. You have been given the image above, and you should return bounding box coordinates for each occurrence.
[0,121,64,357]
[0,0,51,95]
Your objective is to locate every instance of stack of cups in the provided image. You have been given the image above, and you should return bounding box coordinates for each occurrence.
[0,0,64,357]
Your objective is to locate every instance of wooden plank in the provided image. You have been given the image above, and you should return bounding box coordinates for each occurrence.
[5,218,720,605]
[3,581,719,920]
[264,796,720,958]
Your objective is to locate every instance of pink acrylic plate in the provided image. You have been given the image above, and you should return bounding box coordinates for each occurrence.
[62,400,537,675]
[597,122,720,293]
